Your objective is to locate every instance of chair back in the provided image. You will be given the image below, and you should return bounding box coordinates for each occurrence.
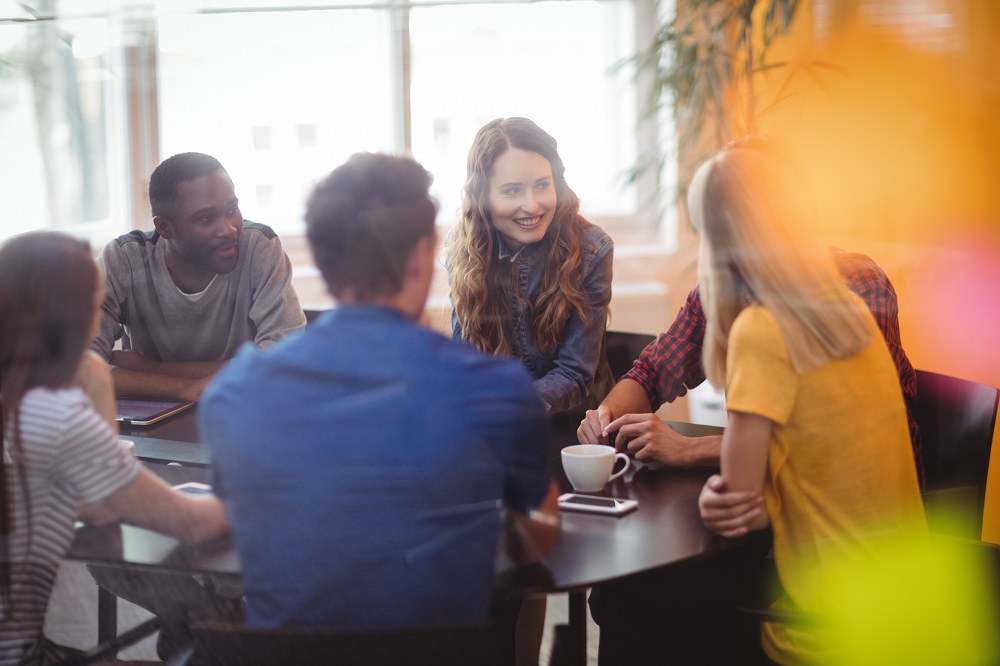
[186,621,499,666]
[914,370,1000,537]
[303,308,327,326]
[605,330,657,379]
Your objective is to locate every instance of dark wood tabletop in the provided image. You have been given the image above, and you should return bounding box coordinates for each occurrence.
[78,408,760,665]
[84,410,745,591]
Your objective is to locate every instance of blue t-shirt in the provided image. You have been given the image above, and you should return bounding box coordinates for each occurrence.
[199,305,551,629]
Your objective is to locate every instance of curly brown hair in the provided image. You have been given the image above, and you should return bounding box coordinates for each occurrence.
[447,118,591,356]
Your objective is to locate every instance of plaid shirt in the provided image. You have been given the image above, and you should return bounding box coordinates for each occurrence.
[625,250,924,485]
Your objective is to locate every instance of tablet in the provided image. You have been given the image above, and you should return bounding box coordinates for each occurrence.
[115,399,194,426]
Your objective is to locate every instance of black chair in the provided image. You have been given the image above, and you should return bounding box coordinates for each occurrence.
[303,308,328,326]
[914,370,1000,538]
[53,616,163,666]
[604,330,657,379]
[178,621,500,666]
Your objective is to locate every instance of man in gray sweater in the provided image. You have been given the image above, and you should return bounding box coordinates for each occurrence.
[92,152,306,401]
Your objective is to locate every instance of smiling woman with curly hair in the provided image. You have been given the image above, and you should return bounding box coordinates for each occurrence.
[447,117,614,414]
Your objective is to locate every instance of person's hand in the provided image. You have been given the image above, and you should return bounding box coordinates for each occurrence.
[577,405,613,445]
[604,413,692,465]
[698,474,765,538]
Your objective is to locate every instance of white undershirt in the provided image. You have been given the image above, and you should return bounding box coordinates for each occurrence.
[177,274,218,302]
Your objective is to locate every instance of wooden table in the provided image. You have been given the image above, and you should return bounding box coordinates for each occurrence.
[75,411,756,665]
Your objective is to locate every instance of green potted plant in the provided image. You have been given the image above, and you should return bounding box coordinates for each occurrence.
[629,0,846,189]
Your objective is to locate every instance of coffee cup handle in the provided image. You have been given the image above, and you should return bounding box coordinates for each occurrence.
[607,452,631,483]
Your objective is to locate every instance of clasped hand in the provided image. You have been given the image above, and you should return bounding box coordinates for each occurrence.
[698,474,765,538]
[577,406,692,465]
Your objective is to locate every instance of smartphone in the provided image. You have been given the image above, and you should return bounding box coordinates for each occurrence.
[172,482,213,496]
[558,493,638,516]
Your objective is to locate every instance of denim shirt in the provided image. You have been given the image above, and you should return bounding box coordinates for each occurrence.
[452,222,614,414]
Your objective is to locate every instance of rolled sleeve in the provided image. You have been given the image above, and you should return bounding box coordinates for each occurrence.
[626,285,708,410]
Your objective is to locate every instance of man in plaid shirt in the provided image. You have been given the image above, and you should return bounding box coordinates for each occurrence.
[577,249,922,485]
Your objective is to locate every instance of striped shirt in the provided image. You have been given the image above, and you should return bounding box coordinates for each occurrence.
[624,250,924,485]
[1,387,138,666]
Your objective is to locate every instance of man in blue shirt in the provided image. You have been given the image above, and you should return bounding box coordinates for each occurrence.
[200,152,560,629]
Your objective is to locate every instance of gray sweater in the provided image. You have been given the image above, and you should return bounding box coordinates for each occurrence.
[92,221,306,362]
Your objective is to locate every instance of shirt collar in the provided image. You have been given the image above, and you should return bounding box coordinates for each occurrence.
[495,229,546,266]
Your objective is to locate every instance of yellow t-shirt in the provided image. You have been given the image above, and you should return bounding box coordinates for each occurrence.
[726,301,926,665]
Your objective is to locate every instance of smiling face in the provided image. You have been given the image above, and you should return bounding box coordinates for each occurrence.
[487,148,557,252]
[155,169,244,293]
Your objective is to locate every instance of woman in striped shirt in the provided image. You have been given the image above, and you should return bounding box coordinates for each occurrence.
[0,231,229,666]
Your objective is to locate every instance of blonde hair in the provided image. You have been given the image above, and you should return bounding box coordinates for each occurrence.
[688,147,872,387]
[447,118,590,356]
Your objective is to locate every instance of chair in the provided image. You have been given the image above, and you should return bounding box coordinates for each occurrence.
[914,370,1000,538]
[604,330,656,379]
[178,621,500,666]
[53,616,163,666]
[303,308,328,326]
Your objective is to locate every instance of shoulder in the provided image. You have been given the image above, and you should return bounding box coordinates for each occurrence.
[578,220,613,254]
[239,221,288,265]
[18,386,104,446]
[731,305,783,348]
[574,220,613,281]
[241,221,281,243]
[97,229,160,281]
[109,229,158,248]
[99,230,158,263]
[831,249,890,288]
[19,385,89,420]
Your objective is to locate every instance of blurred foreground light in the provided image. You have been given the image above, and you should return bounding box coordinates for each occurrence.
[907,230,1000,384]
[819,529,1000,666]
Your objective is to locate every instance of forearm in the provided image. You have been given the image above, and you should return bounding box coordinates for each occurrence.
[110,351,223,379]
[719,412,772,531]
[110,366,212,402]
[505,481,560,565]
[77,502,119,525]
[101,469,229,544]
[601,379,655,420]
[675,434,724,468]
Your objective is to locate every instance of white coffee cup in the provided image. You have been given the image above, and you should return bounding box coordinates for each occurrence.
[561,444,630,492]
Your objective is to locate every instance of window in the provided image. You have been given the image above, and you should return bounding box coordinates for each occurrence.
[0,7,126,244]
[408,1,637,224]
[2,0,660,242]
[157,9,394,232]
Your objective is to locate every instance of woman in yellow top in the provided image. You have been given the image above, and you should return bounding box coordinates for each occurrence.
[691,146,927,665]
